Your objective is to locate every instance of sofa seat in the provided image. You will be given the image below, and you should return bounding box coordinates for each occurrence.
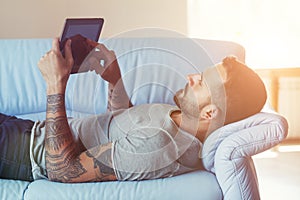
[23,171,222,200]
[0,179,30,200]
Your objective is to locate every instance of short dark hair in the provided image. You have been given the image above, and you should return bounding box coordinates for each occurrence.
[222,56,267,124]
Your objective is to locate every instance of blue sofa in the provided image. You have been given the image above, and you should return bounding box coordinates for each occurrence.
[0,36,288,200]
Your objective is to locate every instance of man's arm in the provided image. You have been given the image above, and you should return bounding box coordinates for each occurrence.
[38,38,116,182]
[107,79,133,112]
[45,93,116,182]
[85,41,133,111]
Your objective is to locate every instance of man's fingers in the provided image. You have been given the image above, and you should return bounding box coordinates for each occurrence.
[86,39,99,48]
[64,39,73,66]
[88,56,104,74]
[52,38,61,52]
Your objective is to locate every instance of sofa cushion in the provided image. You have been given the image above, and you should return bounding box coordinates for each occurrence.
[24,170,222,200]
[0,179,30,200]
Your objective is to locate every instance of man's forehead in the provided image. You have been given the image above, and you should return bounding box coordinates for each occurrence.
[202,64,225,102]
[203,65,222,81]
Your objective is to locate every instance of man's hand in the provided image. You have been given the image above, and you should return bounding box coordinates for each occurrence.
[38,38,74,94]
[84,41,121,86]
[84,42,133,110]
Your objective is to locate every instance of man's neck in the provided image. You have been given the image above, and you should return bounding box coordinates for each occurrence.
[170,110,208,143]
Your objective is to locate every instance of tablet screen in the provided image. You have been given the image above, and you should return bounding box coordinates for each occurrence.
[60,18,104,50]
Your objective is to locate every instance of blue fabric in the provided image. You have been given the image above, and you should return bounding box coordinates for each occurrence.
[0,113,34,181]
[0,179,30,200]
[24,171,222,200]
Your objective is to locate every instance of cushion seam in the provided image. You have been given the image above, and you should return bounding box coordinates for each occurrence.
[230,137,280,160]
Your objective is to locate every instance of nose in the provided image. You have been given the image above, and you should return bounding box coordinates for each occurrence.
[187,73,202,87]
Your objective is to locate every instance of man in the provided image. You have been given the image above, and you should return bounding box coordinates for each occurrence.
[0,38,267,183]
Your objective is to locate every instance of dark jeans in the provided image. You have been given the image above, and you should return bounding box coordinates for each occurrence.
[0,113,34,181]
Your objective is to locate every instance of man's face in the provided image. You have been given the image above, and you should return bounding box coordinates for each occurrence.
[174,73,211,119]
[174,65,224,119]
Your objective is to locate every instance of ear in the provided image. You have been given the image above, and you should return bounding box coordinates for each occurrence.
[222,56,237,66]
[200,104,219,120]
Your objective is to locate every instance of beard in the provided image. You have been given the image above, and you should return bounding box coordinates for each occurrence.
[173,84,200,119]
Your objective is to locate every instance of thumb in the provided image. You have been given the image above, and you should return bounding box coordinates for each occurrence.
[64,39,74,66]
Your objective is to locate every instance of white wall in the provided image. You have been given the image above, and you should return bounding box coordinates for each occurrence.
[0,0,187,38]
[187,0,300,68]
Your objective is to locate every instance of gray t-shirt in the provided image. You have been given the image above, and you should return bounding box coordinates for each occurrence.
[30,104,203,180]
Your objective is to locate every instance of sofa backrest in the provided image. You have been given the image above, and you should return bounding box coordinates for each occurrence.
[0,38,245,121]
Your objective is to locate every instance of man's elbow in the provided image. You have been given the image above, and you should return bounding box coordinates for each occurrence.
[46,160,88,183]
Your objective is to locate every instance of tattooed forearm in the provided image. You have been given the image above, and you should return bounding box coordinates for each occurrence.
[45,116,70,151]
[46,143,86,182]
[47,94,64,104]
[47,156,87,182]
[45,93,116,182]
[47,103,65,114]
[47,94,65,114]
[45,93,86,182]
[46,142,77,166]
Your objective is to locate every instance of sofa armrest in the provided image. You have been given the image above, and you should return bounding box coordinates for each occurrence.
[215,114,288,159]
[201,112,288,173]
[212,113,288,200]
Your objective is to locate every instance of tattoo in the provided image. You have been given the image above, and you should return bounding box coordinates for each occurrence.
[45,93,87,182]
[47,103,64,114]
[86,144,115,180]
[46,143,86,182]
[45,92,115,182]
[45,116,70,151]
[47,94,64,104]
[47,94,65,114]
